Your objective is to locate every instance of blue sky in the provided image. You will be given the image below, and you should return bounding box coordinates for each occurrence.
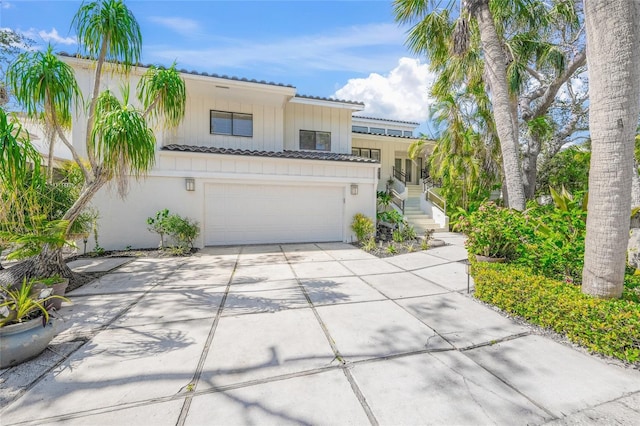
[2,0,437,131]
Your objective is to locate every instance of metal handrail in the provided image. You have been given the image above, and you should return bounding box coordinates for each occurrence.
[390,189,405,213]
[392,166,407,185]
[427,188,446,215]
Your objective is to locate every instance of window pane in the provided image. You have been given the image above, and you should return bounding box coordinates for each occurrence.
[371,149,381,161]
[316,132,331,151]
[370,127,385,135]
[352,125,368,133]
[403,130,413,137]
[352,148,360,156]
[360,148,371,158]
[387,129,402,136]
[233,113,253,137]
[300,130,316,150]
[211,111,232,135]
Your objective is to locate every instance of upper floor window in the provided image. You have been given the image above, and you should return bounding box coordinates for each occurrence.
[210,110,253,137]
[387,129,402,136]
[300,130,331,151]
[352,125,368,133]
[352,147,381,162]
[403,130,413,137]
[370,127,385,135]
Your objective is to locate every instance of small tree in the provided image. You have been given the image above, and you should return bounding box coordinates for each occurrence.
[1,0,186,285]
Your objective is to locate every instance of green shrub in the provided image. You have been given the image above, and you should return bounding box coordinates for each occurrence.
[377,210,405,226]
[392,229,404,243]
[351,213,375,242]
[457,202,528,259]
[147,209,170,248]
[362,237,377,253]
[516,202,586,283]
[472,261,640,363]
[164,214,199,249]
[147,209,199,250]
[401,224,417,241]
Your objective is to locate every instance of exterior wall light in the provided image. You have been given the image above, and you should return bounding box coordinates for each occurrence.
[185,178,195,191]
[350,184,358,196]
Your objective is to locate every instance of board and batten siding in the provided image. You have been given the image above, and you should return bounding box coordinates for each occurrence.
[283,103,352,154]
[167,79,286,152]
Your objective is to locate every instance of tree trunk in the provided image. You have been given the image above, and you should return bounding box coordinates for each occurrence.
[472,0,526,211]
[631,161,640,228]
[522,134,542,200]
[582,0,640,298]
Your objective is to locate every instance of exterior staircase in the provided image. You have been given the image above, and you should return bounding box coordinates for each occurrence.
[403,185,446,233]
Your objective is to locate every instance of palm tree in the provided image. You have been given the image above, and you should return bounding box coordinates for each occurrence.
[581,1,640,298]
[1,0,186,283]
[395,0,526,210]
[395,1,587,204]
[0,108,45,270]
[72,0,142,171]
[6,46,81,183]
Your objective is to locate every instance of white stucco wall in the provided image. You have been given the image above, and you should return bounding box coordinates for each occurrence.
[86,151,378,250]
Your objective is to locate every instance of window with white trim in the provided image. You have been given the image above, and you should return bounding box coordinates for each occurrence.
[210,110,253,137]
[300,130,331,151]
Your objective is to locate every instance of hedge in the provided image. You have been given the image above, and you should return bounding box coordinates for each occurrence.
[472,262,640,363]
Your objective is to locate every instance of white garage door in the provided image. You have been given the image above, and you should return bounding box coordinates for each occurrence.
[205,183,344,245]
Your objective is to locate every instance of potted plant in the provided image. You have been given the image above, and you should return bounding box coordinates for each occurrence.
[0,279,69,368]
[31,275,70,311]
[458,202,524,262]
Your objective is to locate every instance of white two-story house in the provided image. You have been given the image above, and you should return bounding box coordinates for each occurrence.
[63,54,387,249]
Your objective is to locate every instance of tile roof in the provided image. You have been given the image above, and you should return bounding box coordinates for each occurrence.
[352,115,421,126]
[58,52,294,88]
[294,94,364,106]
[162,144,379,163]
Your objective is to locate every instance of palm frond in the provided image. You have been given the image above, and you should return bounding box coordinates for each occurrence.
[72,0,142,69]
[137,63,186,129]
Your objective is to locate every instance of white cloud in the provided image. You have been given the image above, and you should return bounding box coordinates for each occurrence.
[145,23,406,74]
[333,57,436,123]
[148,17,202,37]
[23,28,76,45]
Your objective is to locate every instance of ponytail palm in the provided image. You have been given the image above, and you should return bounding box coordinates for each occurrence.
[6,46,83,182]
[72,0,142,170]
[0,0,186,285]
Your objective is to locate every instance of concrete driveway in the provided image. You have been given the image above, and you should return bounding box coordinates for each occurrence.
[1,233,640,425]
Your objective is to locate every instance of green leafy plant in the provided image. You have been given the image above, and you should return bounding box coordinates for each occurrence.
[516,191,587,283]
[405,242,416,253]
[400,224,417,241]
[472,262,640,363]
[392,229,405,243]
[377,191,392,211]
[0,279,69,327]
[377,210,405,226]
[386,243,397,255]
[351,213,375,242]
[362,237,377,253]
[420,230,434,251]
[147,208,170,248]
[2,217,74,261]
[457,202,527,260]
[164,214,199,250]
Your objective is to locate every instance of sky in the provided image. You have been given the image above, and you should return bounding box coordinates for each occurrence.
[1,0,438,134]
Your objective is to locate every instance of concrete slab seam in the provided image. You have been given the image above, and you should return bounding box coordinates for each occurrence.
[458,341,558,420]
[175,249,240,426]
[291,246,379,426]
[0,263,188,416]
